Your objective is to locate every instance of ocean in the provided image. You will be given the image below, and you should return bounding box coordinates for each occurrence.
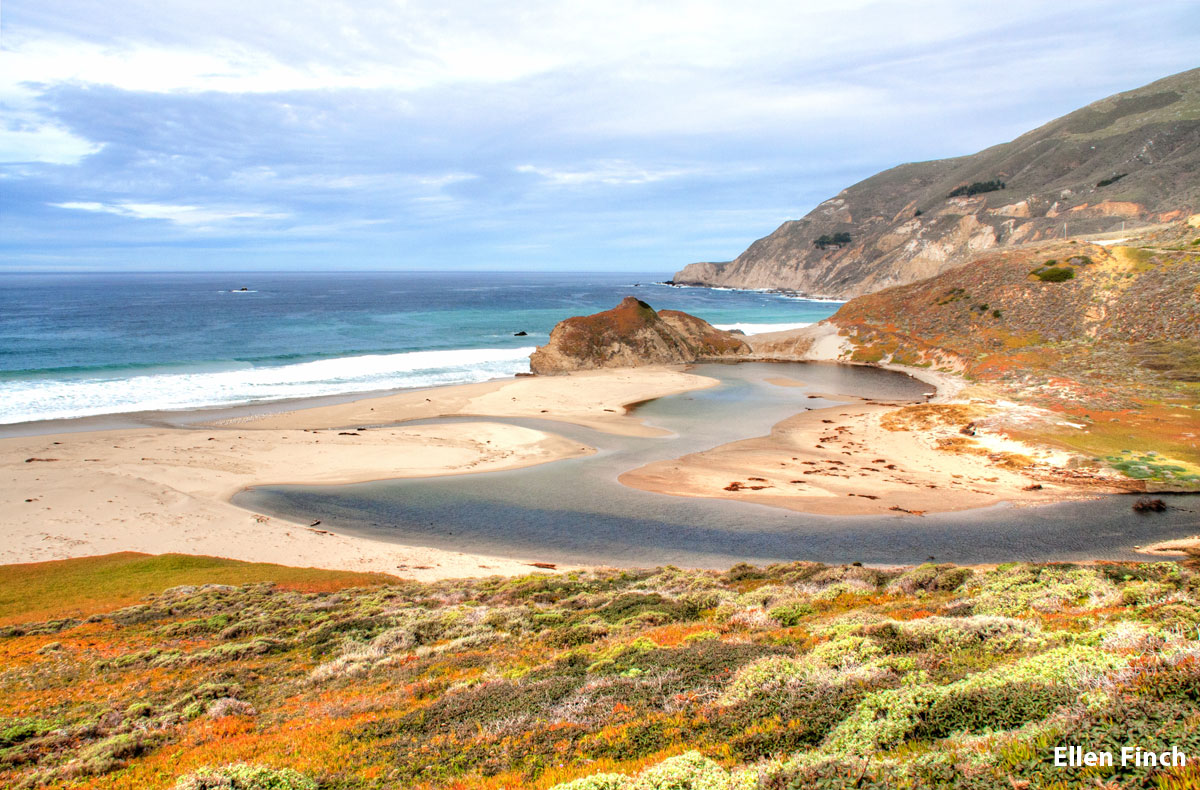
[0,271,841,424]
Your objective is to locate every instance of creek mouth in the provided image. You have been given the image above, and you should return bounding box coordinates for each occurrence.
[234,362,1200,568]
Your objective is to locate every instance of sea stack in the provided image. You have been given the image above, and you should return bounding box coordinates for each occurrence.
[529,296,750,374]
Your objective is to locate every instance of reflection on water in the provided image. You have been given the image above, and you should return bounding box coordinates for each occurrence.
[235,363,1200,567]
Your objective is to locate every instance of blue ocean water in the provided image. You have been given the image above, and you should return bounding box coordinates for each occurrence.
[0,271,840,424]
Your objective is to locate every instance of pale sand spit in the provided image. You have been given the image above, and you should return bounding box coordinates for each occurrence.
[619,393,1115,517]
[229,367,719,436]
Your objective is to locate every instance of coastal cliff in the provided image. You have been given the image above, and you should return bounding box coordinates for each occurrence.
[529,296,750,374]
[673,68,1200,298]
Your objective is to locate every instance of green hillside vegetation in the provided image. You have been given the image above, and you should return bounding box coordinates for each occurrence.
[831,226,1200,485]
[2,555,1199,789]
[1031,265,1075,282]
[813,232,852,249]
[947,179,1005,198]
[0,553,398,627]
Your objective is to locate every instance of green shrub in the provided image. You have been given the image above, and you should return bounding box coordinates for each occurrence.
[1120,580,1174,606]
[630,751,747,790]
[174,762,318,790]
[719,656,809,705]
[768,601,814,626]
[719,683,868,759]
[7,559,1198,790]
[125,701,153,718]
[888,563,971,594]
[552,751,757,790]
[913,681,1074,739]
[551,622,611,647]
[813,232,852,249]
[825,646,1124,752]
[1033,266,1075,282]
[948,179,1005,198]
[553,774,630,790]
[969,564,1117,615]
[73,732,155,776]
[597,593,694,624]
[190,638,281,663]
[857,615,1044,655]
[809,636,881,669]
[0,720,47,747]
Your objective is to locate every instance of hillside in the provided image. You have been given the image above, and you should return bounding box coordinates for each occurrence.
[751,220,1200,489]
[3,553,1200,789]
[673,68,1200,298]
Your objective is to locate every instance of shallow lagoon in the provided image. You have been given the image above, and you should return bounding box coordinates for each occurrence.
[236,363,1200,567]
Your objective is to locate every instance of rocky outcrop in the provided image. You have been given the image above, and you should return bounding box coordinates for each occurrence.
[673,68,1200,298]
[529,297,750,374]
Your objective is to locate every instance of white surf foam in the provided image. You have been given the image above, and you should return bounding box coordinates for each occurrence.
[0,347,536,424]
[713,322,813,334]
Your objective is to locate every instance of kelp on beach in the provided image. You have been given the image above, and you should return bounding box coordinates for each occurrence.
[2,554,1199,789]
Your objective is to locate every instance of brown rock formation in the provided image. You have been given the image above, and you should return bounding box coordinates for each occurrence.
[529,297,750,374]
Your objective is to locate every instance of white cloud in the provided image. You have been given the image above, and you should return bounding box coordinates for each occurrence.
[226,167,476,192]
[4,0,1197,270]
[0,120,101,165]
[0,2,1066,100]
[0,27,556,98]
[2,1,1187,161]
[52,200,288,227]
[516,160,693,186]
[413,172,476,188]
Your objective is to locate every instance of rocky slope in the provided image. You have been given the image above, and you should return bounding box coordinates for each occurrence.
[529,296,750,374]
[674,68,1200,298]
[749,220,1200,488]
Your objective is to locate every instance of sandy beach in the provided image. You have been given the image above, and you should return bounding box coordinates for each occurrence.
[619,390,1089,516]
[1,367,716,579]
[1,356,1128,579]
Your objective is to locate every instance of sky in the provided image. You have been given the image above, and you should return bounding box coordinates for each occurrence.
[1,1,1198,273]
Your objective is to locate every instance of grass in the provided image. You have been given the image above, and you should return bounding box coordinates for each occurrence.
[1006,402,1200,486]
[2,557,1198,789]
[0,553,399,626]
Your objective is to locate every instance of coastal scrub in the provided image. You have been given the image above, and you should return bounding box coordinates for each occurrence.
[1,555,1198,789]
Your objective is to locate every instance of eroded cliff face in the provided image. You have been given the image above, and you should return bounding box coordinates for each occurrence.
[529,296,750,374]
[674,68,1200,298]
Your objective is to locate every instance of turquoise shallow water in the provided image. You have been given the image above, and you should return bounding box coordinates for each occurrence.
[0,271,839,424]
[237,362,1200,566]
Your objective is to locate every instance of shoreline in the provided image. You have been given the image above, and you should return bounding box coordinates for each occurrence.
[618,385,1102,518]
[2,351,1166,579]
[0,366,718,579]
[0,375,539,439]
[652,280,847,303]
